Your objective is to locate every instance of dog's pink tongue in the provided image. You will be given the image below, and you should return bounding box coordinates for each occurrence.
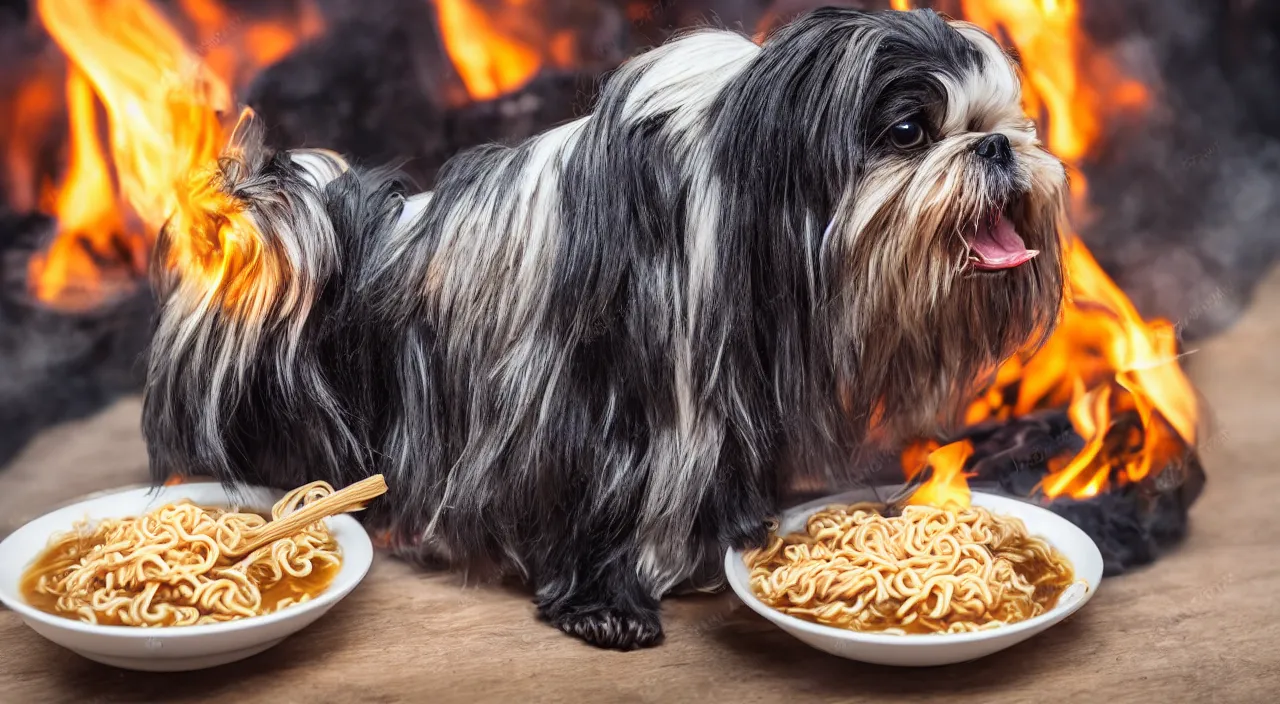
[969,214,1039,271]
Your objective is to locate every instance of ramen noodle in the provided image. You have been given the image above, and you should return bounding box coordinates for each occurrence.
[743,503,1074,634]
[21,482,342,627]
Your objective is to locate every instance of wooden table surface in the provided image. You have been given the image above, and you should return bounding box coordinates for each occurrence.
[3,269,1279,704]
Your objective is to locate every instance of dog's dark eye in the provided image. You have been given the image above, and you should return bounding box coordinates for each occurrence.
[889,121,928,150]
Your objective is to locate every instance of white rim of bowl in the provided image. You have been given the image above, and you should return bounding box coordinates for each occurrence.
[724,490,1102,645]
[0,483,375,639]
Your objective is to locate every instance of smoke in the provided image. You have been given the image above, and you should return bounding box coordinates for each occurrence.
[0,214,152,468]
[1078,0,1280,340]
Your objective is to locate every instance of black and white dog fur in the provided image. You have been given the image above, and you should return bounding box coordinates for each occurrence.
[144,8,1067,649]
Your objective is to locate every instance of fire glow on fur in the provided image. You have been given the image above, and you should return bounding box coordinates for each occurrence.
[14,0,585,309]
[898,0,1200,507]
[20,0,322,311]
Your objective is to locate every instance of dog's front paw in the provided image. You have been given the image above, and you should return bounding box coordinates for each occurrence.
[548,606,664,651]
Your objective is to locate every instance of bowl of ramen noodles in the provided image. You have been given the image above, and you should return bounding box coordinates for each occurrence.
[725,489,1104,666]
[0,479,378,671]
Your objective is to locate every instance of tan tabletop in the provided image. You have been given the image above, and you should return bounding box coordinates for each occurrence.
[3,270,1279,704]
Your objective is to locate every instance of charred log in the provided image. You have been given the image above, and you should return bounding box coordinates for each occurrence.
[960,411,1206,576]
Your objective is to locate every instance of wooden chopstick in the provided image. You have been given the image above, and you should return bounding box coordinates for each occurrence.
[224,475,388,558]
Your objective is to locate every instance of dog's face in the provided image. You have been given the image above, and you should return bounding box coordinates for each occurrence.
[843,19,1066,283]
[844,13,1067,437]
[724,9,1068,440]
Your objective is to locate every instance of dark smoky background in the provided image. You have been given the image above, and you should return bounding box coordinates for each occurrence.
[0,0,1276,466]
[1073,0,1280,340]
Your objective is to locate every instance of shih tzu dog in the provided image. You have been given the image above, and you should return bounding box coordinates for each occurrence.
[144,8,1067,650]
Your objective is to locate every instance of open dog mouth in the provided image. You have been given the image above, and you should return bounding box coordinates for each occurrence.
[964,208,1039,271]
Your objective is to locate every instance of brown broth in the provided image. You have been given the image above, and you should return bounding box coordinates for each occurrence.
[778,554,1074,635]
[256,559,342,611]
[908,553,1074,634]
[20,519,342,627]
[20,552,79,620]
[752,514,1077,635]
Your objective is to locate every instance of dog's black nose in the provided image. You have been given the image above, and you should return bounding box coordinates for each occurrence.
[975,134,1013,163]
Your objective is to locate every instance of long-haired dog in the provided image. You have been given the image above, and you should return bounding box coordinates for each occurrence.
[143,8,1067,649]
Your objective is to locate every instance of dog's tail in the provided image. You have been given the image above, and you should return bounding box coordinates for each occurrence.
[143,109,426,522]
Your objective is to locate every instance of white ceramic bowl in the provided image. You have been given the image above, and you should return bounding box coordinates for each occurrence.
[726,490,1103,667]
[0,482,374,671]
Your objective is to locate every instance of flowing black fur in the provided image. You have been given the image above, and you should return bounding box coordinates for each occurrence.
[144,9,1067,650]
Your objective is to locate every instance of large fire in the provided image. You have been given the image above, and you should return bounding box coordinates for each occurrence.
[18,0,322,310]
[10,0,580,309]
[898,0,1200,507]
[6,0,1199,507]
[25,68,140,310]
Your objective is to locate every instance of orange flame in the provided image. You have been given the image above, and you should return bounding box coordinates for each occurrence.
[898,0,1199,504]
[37,0,230,232]
[21,0,562,307]
[27,70,142,310]
[959,0,1147,165]
[3,68,62,214]
[902,439,975,508]
[1022,242,1197,498]
[435,0,577,101]
[27,0,323,309]
[179,0,324,89]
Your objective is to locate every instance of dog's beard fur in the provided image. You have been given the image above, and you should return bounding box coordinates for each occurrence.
[143,8,1067,650]
[830,21,1067,442]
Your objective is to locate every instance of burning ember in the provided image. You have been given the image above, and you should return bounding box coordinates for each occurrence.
[176,0,324,90]
[898,0,1201,509]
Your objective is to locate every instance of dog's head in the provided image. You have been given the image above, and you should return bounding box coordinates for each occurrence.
[714,8,1068,440]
